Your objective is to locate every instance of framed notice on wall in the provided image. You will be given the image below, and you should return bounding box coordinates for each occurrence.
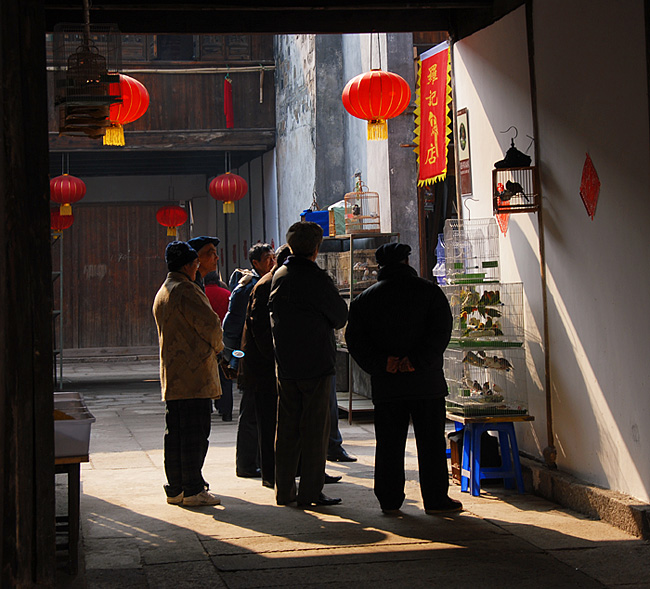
[457,108,472,196]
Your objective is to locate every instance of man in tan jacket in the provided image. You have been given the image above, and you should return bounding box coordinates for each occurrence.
[153,241,224,507]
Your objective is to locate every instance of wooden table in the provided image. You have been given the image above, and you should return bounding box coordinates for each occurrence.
[55,454,88,575]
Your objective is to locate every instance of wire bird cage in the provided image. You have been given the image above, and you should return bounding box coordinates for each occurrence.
[443,218,500,284]
[442,282,524,348]
[444,346,528,417]
[344,178,380,234]
[52,23,122,138]
[492,166,540,214]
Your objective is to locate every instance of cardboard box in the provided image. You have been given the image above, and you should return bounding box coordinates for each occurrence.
[54,392,96,458]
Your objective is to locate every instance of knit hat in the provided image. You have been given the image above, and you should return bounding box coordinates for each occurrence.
[375,243,411,267]
[165,241,198,272]
[286,221,323,256]
[187,236,220,253]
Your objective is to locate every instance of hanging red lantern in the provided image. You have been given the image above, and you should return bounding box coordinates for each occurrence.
[103,74,150,146]
[342,69,411,141]
[50,208,74,236]
[209,172,248,214]
[50,174,86,216]
[156,205,187,237]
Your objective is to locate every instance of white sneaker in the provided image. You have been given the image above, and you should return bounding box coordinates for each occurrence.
[182,490,221,507]
[166,492,183,505]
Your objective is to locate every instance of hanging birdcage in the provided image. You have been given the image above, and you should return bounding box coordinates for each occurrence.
[343,173,381,234]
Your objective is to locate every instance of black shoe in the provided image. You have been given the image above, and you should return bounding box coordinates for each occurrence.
[298,492,341,507]
[262,479,274,489]
[222,413,233,422]
[425,497,463,515]
[236,468,261,478]
[324,473,342,484]
[327,448,357,462]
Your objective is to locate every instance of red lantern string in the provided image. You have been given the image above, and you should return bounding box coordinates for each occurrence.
[156,205,188,237]
[104,74,150,146]
[209,172,248,214]
[50,209,74,235]
[50,174,86,216]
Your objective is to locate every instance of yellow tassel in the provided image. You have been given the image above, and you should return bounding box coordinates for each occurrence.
[223,201,235,214]
[60,203,72,216]
[103,124,125,146]
[167,227,177,237]
[367,119,388,141]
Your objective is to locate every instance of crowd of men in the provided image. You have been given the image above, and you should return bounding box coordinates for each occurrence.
[153,221,462,514]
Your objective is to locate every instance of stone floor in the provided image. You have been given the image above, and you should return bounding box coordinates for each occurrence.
[55,360,650,588]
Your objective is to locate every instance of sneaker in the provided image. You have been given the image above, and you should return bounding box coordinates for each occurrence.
[182,490,221,507]
[425,498,463,515]
[166,492,183,505]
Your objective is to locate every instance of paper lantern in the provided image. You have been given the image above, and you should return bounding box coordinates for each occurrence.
[50,174,86,216]
[103,74,150,146]
[342,69,411,140]
[156,205,187,237]
[50,209,74,236]
[209,172,248,214]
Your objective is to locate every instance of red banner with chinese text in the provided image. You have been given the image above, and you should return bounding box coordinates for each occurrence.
[415,42,451,186]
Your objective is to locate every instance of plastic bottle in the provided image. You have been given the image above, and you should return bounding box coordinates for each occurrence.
[432,233,446,285]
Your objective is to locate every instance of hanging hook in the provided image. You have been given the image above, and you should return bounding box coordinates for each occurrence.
[500,125,518,147]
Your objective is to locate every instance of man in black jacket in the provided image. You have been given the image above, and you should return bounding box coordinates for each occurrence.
[270,222,348,507]
[345,242,462,515]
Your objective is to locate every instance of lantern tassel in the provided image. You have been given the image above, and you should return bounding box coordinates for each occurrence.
[367,119,388,141]
[167,227,177,237]
[103,124,125,146]
[223,201,235,214]
[60,203,72,216]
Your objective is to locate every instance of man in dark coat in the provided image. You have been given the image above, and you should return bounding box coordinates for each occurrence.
[269,222,348,507]
[345,242,462,515]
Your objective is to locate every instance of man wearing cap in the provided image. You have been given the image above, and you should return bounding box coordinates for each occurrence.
[345,242,462,515]
[269,222,348,507]
[153,241,223,507]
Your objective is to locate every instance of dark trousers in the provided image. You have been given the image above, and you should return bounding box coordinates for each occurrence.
[373,396,449,511]
[236,387,259,474]
[328,376,343,455]
[164,398,212,498]
[275,375,331,505]
[215,369,233,416]
[253,383,279,487]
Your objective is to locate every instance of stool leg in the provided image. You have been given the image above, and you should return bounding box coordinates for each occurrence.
[498,429,515,490]
[507,426,525,493]
[471,425,483,497]
[461,426,471,493]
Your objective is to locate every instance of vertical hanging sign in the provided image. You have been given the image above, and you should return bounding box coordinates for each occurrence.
[224,73,234,129]
[415,41,452,186]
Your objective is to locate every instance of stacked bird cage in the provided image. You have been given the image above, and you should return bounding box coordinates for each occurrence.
[344,176,381,234]
[443,218,500,284]
[444,347,528,417]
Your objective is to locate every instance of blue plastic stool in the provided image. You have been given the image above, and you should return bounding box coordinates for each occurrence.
[446,420,463,458]
[460,421,525,497]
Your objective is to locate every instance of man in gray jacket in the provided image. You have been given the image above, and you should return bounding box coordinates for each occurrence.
[270,222,348,507]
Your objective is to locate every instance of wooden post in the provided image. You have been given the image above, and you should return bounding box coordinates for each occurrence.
[0,0,56,585]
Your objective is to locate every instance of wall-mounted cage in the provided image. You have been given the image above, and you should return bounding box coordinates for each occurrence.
[492,167,540,214]
[442,282,524,347]
[443,218,500,284]
[344,189,380,233]
[52,23,122,137]
[444,347,528,417]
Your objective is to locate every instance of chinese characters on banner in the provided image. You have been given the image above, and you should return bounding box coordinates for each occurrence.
[415,41,451,186]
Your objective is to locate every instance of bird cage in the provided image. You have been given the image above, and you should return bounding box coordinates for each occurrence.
[444,347,528,417]
[492,167,540,214]
[52,23,122,138]
[443,218,500,284]
[344,178,381,234]
[442,282,524,347]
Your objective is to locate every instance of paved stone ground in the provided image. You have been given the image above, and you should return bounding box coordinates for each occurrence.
[56,361,650,589]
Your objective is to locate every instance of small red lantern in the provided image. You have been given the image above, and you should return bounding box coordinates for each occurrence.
[209,172,248,214]
[156,205,187,237]
[342,69,411,140]
[50,174,86,216]
[104,74,150,146]
[50,208,74,236]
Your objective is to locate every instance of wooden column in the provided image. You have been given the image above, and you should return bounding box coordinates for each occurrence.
[0,0,56,585]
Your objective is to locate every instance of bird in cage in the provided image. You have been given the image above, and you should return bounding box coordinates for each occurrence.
[352,204,361,216]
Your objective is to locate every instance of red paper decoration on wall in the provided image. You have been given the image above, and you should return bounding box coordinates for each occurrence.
[580,153,600,220]
[342,69,411,140]
[50,174,86,216]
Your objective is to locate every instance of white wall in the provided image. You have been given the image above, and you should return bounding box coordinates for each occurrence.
[453,1,650,502]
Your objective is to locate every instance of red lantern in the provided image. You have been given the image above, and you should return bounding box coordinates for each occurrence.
[342,69,411,140]
[156,205,187,237]
[50,208,74,236]
[104,74,150,146]
[50,174,86,216]
[209,172,248,214]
